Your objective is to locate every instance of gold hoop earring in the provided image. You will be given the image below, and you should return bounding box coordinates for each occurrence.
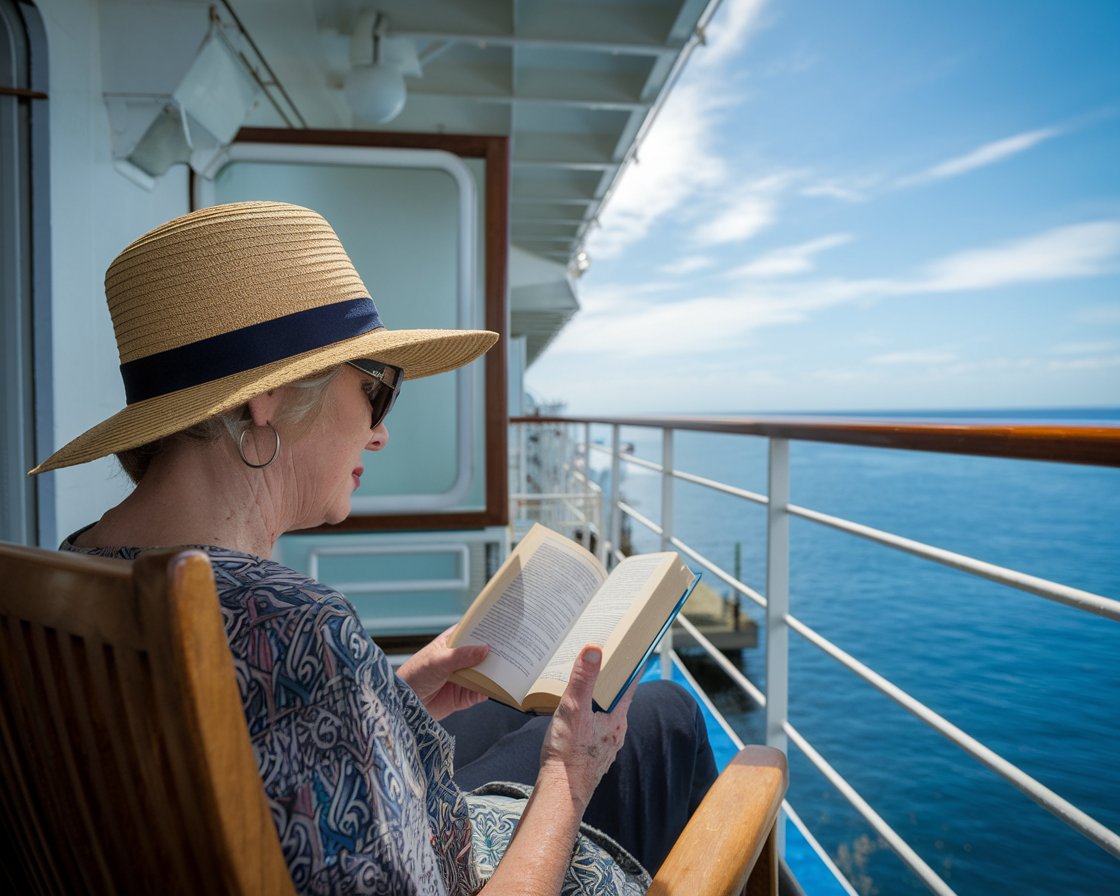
[238,423,281,469]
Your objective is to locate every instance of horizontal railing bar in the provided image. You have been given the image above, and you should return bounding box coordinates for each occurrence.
[789,504,1120,622]
[597,443,771,506]
[782,802,861,896]
[672,615,767,708]
[668,536,768,611]
[618,501,662,537]
[512,415,1120,468]
[672,468,769,506]
[786,612,1120,859]
[667,650,746,747]
[783,721,958,896]
[618,452,662,473]
[510,492,598,501]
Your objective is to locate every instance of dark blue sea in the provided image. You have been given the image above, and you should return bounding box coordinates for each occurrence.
[604,408,1120,896]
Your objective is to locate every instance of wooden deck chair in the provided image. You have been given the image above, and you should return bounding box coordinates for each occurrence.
[0,543,787,896]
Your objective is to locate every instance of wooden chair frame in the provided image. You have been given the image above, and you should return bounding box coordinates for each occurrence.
[0,543,786,895]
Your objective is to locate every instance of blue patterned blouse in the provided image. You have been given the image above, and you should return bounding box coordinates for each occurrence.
[61,537,649,896]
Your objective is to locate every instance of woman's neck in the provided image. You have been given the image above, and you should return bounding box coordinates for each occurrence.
[76,442,287,558]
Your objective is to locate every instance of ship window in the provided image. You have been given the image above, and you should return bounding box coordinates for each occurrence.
[193,130,508,532]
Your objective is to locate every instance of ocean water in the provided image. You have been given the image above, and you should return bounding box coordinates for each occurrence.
[602,409,1120,896]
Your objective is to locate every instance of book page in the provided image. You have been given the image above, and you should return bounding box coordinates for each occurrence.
[535,554,671,685]
[453,537,607,702]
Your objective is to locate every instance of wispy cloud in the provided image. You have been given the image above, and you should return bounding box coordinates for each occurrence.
[589,82,727,259]
[1048,340,1120,356]
[870,349,958,366]
[909,220,1120,292]
[695,0,769,69]
[800,180,872,203]
[901,127,1063,186]
[692,171,802,245]
[1046,355,1120,371]
[550,219,1120,361]
[729,233,852,278]
[659,255,715,275]
[586,0,768,259]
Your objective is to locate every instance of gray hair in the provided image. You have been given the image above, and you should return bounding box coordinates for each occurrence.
[115,367,342,483]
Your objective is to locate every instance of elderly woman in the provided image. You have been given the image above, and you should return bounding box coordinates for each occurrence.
[32,201,717,895]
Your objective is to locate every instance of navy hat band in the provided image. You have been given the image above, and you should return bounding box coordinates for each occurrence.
[120,297,383,404]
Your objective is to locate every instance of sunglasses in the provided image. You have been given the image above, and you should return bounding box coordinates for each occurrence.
[347,359,403,429]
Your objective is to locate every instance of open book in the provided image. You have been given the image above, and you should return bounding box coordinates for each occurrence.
[448,523,699,713]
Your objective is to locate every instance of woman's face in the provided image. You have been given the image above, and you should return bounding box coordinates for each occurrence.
[283,364,389,528]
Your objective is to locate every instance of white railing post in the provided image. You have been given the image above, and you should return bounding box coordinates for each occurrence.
[608,424,621,568]
[766,438,790,755]
[583,422,594,552]
[518,423,528,514]
[660,427,674,680]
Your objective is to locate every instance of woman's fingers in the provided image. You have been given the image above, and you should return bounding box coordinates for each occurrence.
[562,645,602,707]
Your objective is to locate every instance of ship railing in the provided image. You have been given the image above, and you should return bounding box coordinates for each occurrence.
[509,414,1120,896]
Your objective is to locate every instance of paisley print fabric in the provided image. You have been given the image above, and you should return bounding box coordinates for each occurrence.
[62,535,648,895]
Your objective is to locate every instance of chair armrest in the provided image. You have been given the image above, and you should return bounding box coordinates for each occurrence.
[648,745,788,896]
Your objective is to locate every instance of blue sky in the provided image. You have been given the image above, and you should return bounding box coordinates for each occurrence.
[524,0,1120,414]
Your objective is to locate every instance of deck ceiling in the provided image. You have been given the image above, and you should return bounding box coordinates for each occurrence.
[218,0,716,265]
[137,0,718,359]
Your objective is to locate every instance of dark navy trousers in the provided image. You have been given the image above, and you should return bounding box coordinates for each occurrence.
[440,679,719,874]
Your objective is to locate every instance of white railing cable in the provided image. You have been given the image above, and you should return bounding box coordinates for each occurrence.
[618,451,662,474]
[672,614,767,708]
[783,721,959,896]
[618,501,662,537]
[668,535,768,610]
[782,802,861,896]
[789,503,1120,622]
[668,649,745,747]
[786,612,1120,859]
[671,467,769,506]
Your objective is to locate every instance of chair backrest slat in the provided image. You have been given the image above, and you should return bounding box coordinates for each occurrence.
[0,543,296,895]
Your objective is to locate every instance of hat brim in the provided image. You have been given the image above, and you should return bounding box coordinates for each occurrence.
[30,327,498,474]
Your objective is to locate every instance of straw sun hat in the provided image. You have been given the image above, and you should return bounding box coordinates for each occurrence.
[30,201,498,474]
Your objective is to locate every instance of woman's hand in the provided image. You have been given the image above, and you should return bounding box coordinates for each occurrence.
[538,645,636,808]
[397,626,490,720]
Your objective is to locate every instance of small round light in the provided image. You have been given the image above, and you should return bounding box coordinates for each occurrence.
[344,63,406,125]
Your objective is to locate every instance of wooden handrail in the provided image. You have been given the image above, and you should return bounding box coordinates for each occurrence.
[511,415,1120,467]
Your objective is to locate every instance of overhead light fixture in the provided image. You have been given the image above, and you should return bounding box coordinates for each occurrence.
[345,11,406,125]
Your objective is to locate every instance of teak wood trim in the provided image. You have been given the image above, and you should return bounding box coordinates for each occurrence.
[513,415,1120,468]
[649,745,788,896]
[228,128,511,532]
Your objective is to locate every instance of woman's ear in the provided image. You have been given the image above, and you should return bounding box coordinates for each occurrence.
[246,390,283,427]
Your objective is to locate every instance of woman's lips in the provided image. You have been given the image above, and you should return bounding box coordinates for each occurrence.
[352,466,364,489]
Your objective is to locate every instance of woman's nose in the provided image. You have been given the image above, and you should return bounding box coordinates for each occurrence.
[366,422,389,452]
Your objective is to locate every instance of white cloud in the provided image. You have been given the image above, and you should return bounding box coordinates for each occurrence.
[695,0,769,69]
[902,127,1062,185]
[1048,340,1120,356]
[584,0,769,259]
[588,81,727,259]
[870,350,958,366]
[910,220,1120,292]
[691,171,802,246]
[659,255,715,275]
[729,233,852,278]
[1046,355,1120,371]
[800,181,870,203]
[548,220,1120,364]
